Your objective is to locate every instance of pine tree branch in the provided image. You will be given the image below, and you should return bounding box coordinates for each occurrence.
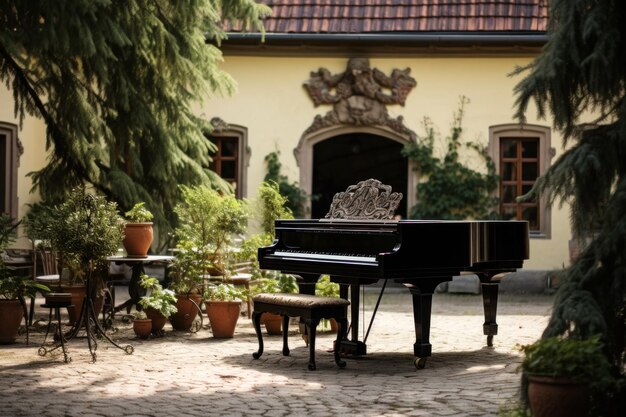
[0,42,92,182]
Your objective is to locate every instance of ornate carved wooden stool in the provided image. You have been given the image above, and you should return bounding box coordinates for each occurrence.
[252,293,349,370]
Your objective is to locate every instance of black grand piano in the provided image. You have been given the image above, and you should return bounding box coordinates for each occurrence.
[259,218,529,367]
[258,180,529,367]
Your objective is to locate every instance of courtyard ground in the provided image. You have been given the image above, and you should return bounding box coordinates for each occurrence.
[0,288,552,417]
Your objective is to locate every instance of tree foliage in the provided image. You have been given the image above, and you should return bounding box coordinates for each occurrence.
[0,0,270,241]
[514,0,626,413]
[402,97,499,220]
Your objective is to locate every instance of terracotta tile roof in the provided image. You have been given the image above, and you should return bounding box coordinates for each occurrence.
[230,0,548,34]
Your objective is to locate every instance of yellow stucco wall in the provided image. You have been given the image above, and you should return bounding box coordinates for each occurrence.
[0,84,48,248]
[2,54,576,270]
[206,55,573,271]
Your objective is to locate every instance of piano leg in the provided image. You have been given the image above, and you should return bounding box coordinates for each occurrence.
[406,285,433,368]
[338,283,367,355]
[480,281,499,347]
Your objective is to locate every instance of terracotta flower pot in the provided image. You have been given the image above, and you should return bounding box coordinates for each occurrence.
[0,300,24,344]
[204,300,241,338]
[63,285,104,326]
[169,294,202,331]
[144,308,167,335]
[261,312,283,335]
[64,285,86,325]
[123,223,153,258]
[133,319,153,339]
[527,375,589,417]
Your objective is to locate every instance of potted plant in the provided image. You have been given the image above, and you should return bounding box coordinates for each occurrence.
[138,274,177,335]
[520,335,612,417]
[170,185,247,331]
[47,188,124,326]
[132,310,152,339]
[122,202,154,258]
[0,274,50,344]
[203,283,247,338]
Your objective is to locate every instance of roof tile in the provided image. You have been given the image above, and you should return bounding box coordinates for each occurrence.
[227,0,548,34]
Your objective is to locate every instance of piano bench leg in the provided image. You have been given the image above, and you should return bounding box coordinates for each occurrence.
[334,318,348,369]
[305,318,320,371]
[252,311,264,359]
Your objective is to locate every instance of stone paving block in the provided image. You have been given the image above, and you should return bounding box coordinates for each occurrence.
[0,292,552,417]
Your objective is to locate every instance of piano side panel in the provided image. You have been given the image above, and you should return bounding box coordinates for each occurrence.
[380,221,474,271]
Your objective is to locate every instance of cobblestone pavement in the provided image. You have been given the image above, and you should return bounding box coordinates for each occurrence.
[0,290,553,417]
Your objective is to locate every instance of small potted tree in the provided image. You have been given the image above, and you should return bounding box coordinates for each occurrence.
[520,335,612,417]
[48,188,124,326]
[170,185,248,331]
[174,185,248,278]
[203,283,247,338]
[123,202,154,258]
[138,274,177,336]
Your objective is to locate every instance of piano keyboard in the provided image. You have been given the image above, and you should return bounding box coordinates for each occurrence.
[274,250,377,264]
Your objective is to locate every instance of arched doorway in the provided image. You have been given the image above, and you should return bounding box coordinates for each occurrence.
[311,133,407,218]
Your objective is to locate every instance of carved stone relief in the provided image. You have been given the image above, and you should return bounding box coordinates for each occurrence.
[303,58,417,140]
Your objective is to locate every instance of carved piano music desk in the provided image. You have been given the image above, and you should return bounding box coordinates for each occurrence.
[258,179,529,368]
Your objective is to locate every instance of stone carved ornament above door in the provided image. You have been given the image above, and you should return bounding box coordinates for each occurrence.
[303,58,417,139]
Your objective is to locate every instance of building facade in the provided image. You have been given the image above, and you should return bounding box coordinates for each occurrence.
[1,1,578,270]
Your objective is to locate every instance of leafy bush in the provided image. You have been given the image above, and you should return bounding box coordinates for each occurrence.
[264,151,307,217]
[315,275,339,297]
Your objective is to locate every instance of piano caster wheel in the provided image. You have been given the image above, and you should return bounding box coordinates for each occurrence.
[414,357,427,369]
[487,335,494,347]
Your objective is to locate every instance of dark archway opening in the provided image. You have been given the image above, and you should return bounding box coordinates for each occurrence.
[311,133,407,218]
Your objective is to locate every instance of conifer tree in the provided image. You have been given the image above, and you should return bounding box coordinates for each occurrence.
[0,1,270,246]
[514,0,625,412]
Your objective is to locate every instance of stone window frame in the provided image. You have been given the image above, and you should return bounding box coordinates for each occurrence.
[488,123,553,238]
[206,123,250,199]
[0,122,21,219]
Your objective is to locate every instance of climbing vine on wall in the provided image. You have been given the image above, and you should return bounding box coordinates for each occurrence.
[402,97,500,220]
[264,151,307,218]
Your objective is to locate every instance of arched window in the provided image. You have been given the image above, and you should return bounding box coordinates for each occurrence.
[0,122,21,219]
[489,124,553,237]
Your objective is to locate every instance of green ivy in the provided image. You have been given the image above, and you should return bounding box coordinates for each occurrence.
[402,97,499,220]
[264,151,307,217]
